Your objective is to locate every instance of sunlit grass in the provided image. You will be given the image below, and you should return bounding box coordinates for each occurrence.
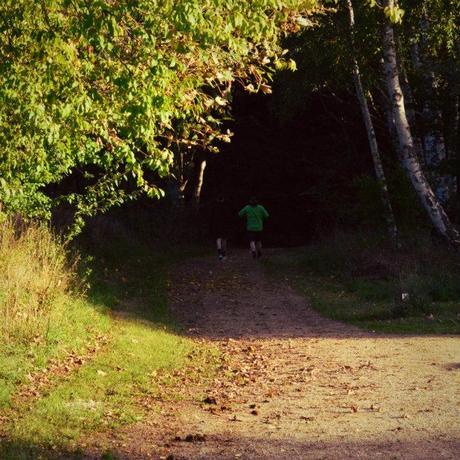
[0,296,110,409]
[9,320,192,447]
[0,219,80,342]
[0,220,102,409]
[0,234,210,458]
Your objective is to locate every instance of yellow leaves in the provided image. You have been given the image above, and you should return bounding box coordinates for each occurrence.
[274,58,297,71]
[214,96,228,106]
[384,5,405,24]
[260,83,273,94]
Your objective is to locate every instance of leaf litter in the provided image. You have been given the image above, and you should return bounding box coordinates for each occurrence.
[82,250,460,459]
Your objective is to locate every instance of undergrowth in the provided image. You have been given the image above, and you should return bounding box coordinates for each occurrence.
[0,223,212,459]
[265,232,460,334]
[0,220,102,410]
[0,219,80,342]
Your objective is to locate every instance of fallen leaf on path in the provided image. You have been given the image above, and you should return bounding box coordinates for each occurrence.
[184,433,206,442]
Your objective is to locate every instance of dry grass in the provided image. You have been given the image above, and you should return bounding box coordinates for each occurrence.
[0,219,79,343]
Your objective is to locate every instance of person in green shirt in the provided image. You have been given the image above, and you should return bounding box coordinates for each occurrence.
[238,197,269,259]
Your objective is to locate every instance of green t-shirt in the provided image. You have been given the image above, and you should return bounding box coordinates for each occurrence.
[238,204,269,231]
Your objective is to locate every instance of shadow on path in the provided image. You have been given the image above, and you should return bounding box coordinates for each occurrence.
[171,249,384,340]
[82,249,460,459]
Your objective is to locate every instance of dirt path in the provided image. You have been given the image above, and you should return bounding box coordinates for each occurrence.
[94,249,460,459]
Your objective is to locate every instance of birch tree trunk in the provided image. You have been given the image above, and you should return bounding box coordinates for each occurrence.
[452,94,460,197]
[384,105,400,154]
[411,34,454,203]
[399,66,425,165]
[346,0,399,243]
[192,154,207,209]
[382,0,460,247]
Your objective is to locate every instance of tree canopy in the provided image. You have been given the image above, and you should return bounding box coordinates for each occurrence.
[0,0,317,232]
[1,0,459,243]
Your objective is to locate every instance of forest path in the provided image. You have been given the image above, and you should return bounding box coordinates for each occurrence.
[96,249,460,459]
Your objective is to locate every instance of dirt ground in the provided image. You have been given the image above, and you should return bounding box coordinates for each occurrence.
[90,249,460,459]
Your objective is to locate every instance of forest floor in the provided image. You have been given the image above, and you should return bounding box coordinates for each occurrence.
[85,249,460,460]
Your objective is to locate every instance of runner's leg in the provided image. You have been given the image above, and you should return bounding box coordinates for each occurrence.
[247,232,257,258]
[217,238,224,259]
[256,241,262,258]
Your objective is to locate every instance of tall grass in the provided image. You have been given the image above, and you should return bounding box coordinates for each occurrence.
[0,225,202,455]
[0,219,78,343]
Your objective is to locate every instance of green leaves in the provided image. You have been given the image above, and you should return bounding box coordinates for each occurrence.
[0,0,319,233]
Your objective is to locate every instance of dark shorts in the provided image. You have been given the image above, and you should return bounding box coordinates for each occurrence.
[247,230,262,243]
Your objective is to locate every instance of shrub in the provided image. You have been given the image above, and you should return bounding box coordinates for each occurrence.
[0,219,79,342]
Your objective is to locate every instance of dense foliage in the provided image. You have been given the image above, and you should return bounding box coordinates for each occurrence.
[0,0,316,232]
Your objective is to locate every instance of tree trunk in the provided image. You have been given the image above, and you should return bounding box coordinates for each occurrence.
[411,31,455,203]
[454,95,460,156]
[382,0,460,247]
[192,154,207,208]
[399,66,425,165]
[168,149,188,208]
[380,86,400,156]
[454,95,460,196]
[346,0,399,243]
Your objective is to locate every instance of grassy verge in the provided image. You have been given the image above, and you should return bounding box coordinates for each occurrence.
[265,233,460,334]
[0,228,214,458]
[0,220,101,410]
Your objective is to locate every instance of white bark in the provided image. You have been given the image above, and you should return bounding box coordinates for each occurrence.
[411,28,454,202]
[399,67,425,164]
[384,105,401,155]
[382,1,460,246]
[346,0,398,243]
[192,156,207,207]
